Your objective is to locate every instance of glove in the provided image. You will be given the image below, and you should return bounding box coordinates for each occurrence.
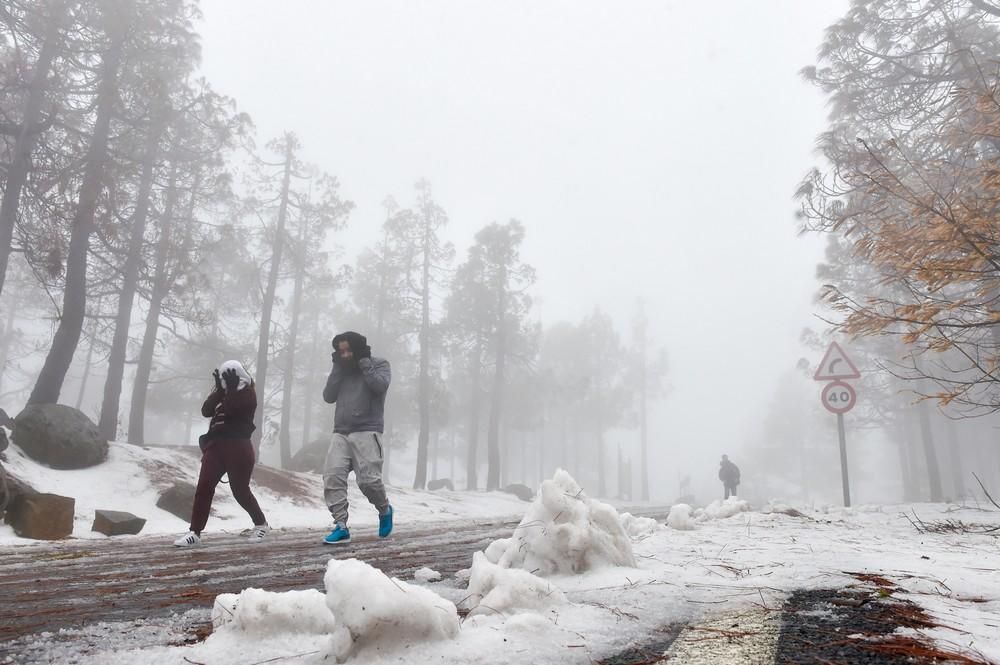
[222,368,240,392]
[353,342,371,360]
[213,369,223,393]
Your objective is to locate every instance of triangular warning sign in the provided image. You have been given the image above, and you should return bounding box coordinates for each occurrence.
[814,342,861,381]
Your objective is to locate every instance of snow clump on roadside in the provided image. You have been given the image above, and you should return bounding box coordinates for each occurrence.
[325,558,459,662]
[211,588,335,634]
[464,552,567,616]
[463,470,634,617]
[695,497,749,522]
[413,566,442,583]
[480,469,636,575]
[666,503,696,530]
[620,511,660,537]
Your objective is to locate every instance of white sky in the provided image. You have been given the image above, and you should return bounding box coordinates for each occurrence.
[197,1,849,499]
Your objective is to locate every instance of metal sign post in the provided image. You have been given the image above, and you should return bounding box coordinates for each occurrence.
[836,412,849,507]
[815,346,860,508]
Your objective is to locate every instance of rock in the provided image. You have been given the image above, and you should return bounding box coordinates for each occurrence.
[0,407,12,428]
[13,404,108,470]
[6,492,74,540]
[156,481,196,521]
[0,428,8,454]
[427,478,454,491]
[92,509,146,536]
[501,483,534,502]
[289,438,330,473]
[0,464,36,519]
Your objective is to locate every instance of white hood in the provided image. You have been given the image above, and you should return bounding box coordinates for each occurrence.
[218,360,253,391]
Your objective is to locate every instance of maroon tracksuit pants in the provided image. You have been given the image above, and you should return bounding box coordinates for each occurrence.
[189,439,266,533]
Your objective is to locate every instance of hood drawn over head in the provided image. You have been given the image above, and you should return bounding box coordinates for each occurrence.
[332,331,368,354]
[218,359,253,391]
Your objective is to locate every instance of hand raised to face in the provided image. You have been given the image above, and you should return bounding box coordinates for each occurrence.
[222,368,240,391]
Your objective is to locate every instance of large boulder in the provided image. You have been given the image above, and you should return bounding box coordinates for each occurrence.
[427,478,454,491]
[92,509,146,536]
[13,404,108,469]
[289,438,330,473]
[156,481,197,521]
[6,492,74,540]
[0,428,8,454]
[501,483,535,502]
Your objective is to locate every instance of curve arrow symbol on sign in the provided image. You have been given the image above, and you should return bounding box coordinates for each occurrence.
[814,342,861,381]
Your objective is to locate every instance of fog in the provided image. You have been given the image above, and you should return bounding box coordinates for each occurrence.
[195,1,844,499]
[5,0,999,508]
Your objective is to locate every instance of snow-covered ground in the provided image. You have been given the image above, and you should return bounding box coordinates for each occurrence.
[199,497,1000,665]
[0,441,537,545]
[4,445,1000,664]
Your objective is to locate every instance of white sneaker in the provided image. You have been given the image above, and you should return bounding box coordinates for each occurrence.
[247,525,270,543]
[174,531,201,547]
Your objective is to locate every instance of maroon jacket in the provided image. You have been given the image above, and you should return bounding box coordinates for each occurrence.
[201,384,257,443]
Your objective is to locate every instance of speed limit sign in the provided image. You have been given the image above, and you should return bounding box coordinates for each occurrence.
[821,380,856,414]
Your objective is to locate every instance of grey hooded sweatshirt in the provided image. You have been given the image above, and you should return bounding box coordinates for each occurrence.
[323,357,391,434]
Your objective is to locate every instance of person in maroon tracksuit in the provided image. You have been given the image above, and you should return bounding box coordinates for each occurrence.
[174,360,269,547]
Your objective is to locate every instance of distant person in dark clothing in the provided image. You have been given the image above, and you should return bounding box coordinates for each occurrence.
[174,360,269,547]
[719,454,740,500]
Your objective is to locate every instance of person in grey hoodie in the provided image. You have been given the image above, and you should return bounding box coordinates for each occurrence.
[321,331,393,544]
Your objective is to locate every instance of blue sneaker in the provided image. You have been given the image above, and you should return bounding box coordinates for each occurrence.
[378,506,394,538]
[323,524,351,545]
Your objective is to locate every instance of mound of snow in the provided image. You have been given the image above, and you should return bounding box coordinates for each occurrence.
[695,498,749,522]
[464,551,567,616]
[619,512,659,537]
[666,503,696,530]
[324,558,459,662]
[481,469,636,575]
[211,588,334,634]
[413,566,441,583]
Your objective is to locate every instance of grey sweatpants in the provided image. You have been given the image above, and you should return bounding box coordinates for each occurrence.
[323,431,389,526]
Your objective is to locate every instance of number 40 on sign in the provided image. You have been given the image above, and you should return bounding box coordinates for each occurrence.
[821,380,856,414]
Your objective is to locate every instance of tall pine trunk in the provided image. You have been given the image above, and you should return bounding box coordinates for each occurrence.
[278,214,308,468]
[29,17,126,405]
[253,138,294,452]
[916,397,943,502]
[945,420,965,501]
[431,429,439,480]
[73,298,101,411]
[0,304,18,396]
[449,427,456,481]
[465,339,482,490]
[486,317,506,491]
[0,2,64,298]
[127,166,185,445]
[413,222,432,489]
[900,412,920,501]
[99,109,166,440]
